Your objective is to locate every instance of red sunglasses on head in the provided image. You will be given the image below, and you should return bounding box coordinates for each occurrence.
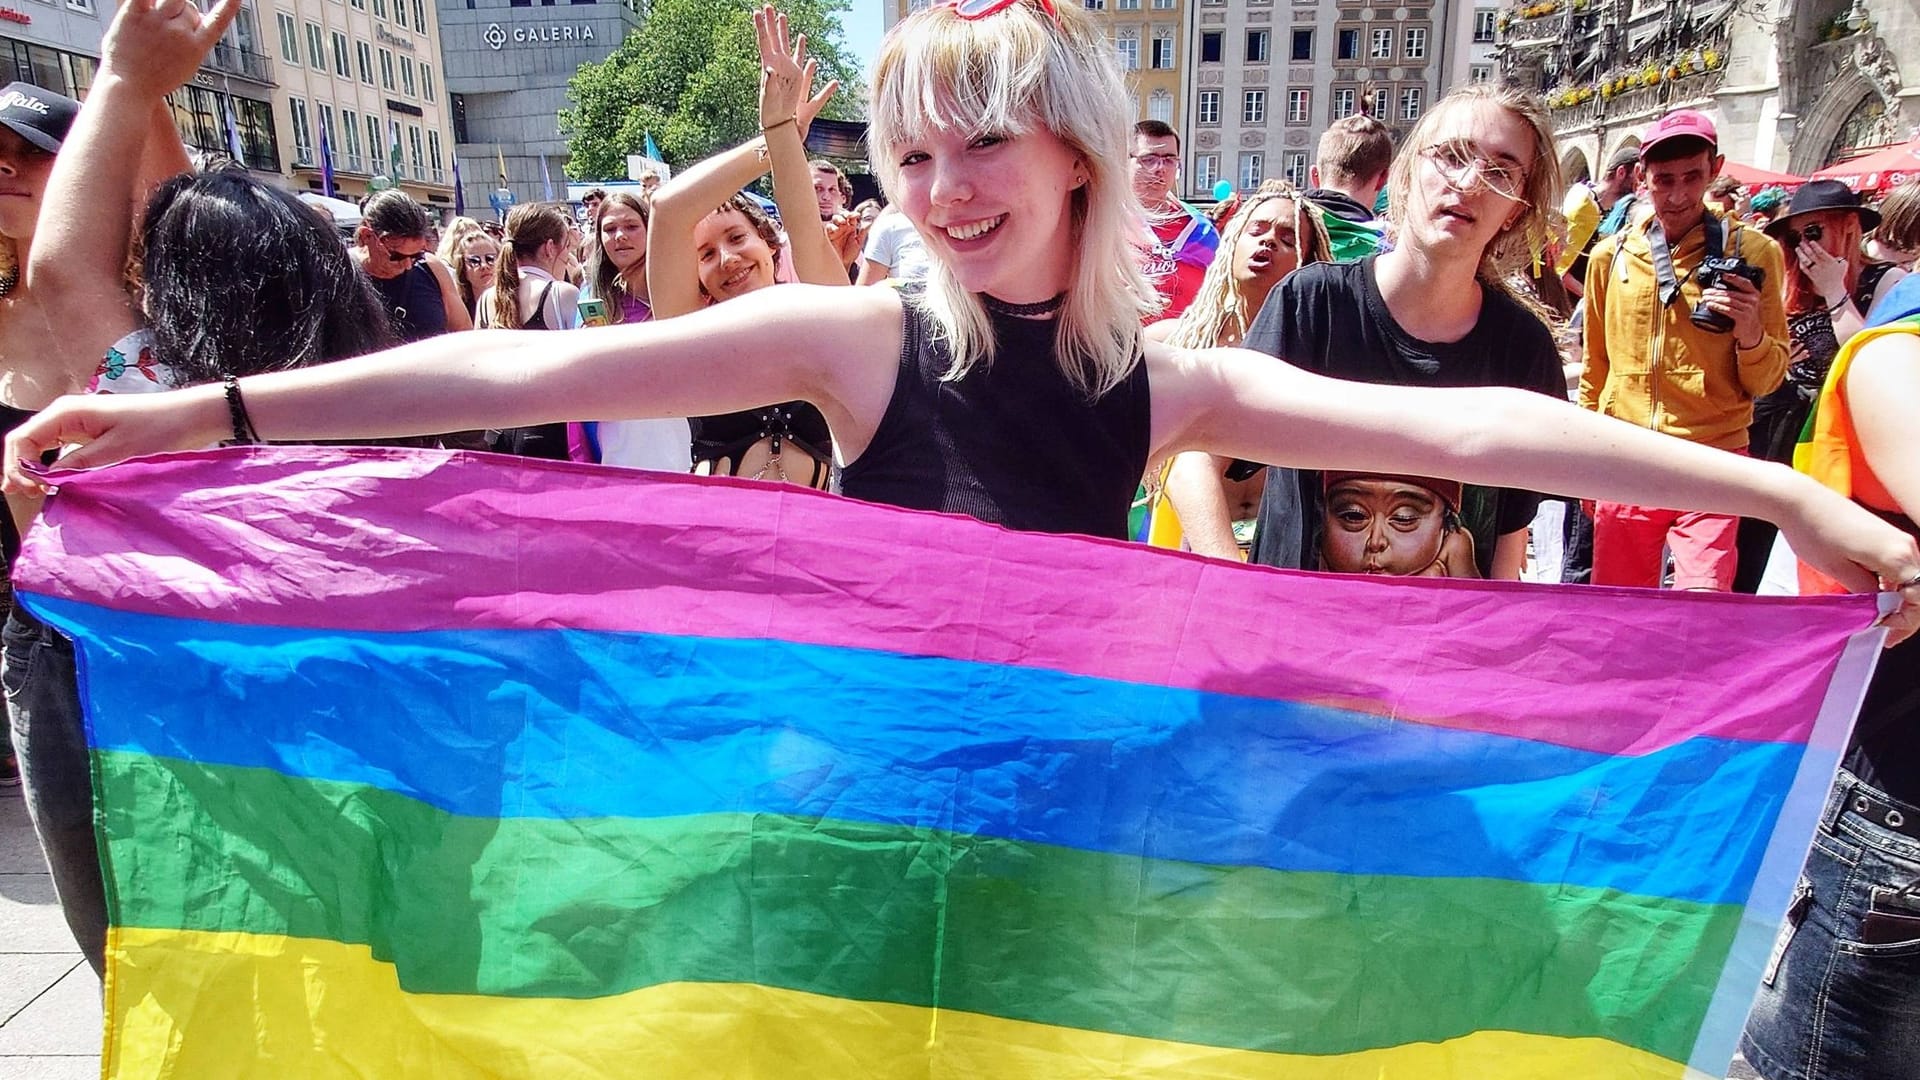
[941,0,1060,24]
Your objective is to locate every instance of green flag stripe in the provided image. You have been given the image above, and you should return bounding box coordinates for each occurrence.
[100,750,1735,1062]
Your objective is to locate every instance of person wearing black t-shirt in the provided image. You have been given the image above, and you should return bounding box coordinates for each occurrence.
[1235,89,1568,579]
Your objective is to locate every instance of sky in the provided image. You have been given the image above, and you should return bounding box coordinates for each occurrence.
[842,0,886,87]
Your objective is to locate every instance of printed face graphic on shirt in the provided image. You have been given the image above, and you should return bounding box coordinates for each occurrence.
[1319,476,1479,578]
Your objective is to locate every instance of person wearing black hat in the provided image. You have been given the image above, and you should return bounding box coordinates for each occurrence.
[1734,179,1909,591]
[0,79,79,791]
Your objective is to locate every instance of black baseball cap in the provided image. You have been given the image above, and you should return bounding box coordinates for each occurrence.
[0,82,80,154]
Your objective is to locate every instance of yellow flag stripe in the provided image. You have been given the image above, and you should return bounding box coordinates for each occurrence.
[105,927,1699,1079]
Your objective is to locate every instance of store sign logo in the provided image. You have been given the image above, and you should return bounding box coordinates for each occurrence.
[483,21,596,50]
[0,89,49,113]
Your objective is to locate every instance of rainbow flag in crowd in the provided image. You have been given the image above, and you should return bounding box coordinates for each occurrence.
[15,448,1885,1080]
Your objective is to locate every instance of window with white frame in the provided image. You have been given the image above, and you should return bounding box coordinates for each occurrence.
[1469,63,1494,83]
[400,56,416,97]
[289,97,313,163]
[1195,153,1219,191]
[1332,86,1356,119]
[276,12,298,64]
[1083,0,1104,9]
[1401,86,1423,121]
[1473,10,1496,42]
[1197,89,1221,124]
[422,64,435,103]
[1200,30,1223,62]
[1405,27,1427,60]
[1370,27,1393,59]
[1114,32,1139,70]
[379,48,395,91]
[1284,151,1307,186]
[1243,89,1266,124]
[1117,0,1138,8]
[1149,89,1173,123]
[357,41,374,85]
[1287,89,1310,124]
[1151,29,1175,69]
[341,108,362,168]
[409,124,424,174]
[1337,28,1359,60]
[1291,28,1313,61]
[304,22,324,69]
[395,0,408,27]
[316,103,335,157]
[1238,151,1263,191]
[366,116,382,169]
[1152,0,1174,8]
[1370,87,1389,119]
[1246,29,1270,62]
[66,0,94,12]
[429,129,443,173]
[412,0,425,29]
[331,32,351,78]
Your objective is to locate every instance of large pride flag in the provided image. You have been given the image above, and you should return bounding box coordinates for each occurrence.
[14,448,1886,1080]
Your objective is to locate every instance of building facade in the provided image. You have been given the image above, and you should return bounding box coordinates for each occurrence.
[4,0,280,174]
[1183,0,1459,201]
[885,0,1189,159]
[1507,0,1920,186]
[436,0,643,212]
[266,0,458,210]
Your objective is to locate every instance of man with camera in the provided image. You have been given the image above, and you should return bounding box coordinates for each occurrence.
[1580,110,1788,590]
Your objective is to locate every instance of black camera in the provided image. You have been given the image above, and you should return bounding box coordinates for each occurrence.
[1690,257,1766,333]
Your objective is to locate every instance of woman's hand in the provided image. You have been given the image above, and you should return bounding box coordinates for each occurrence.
[1774,479,1920,646]
[1797,240,1851,309]
[101,0,243,98]
[755,6,838,139]
[2,388,228,496]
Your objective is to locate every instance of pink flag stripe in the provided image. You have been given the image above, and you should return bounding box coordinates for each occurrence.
[19,447,1877,756]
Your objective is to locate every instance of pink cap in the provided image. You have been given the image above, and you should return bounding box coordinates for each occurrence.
[1640,110,1718,157]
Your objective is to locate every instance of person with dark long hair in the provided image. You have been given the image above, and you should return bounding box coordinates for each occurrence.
[6,0,402,973]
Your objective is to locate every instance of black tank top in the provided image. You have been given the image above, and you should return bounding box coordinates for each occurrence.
[486,280,570,461]
[841,299,1151,540]
[368,260,447,342]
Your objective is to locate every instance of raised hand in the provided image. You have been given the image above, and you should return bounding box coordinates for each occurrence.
[102,0,244,98]
[754,5,838,138]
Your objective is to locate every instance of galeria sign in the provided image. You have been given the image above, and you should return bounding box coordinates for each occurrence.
[482,22,596,50]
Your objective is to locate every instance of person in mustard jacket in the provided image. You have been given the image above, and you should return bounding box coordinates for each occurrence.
[1581,109,1788,590]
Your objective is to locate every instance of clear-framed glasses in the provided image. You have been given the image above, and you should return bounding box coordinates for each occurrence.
[1131,152,1180,170]
[1421,139,1529,203]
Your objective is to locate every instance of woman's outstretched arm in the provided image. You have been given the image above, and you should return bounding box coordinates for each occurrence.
[6,282,903,481]
[1150,342,1920,631]
[755,6,844,288]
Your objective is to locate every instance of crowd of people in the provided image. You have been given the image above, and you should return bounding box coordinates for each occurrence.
[0,0,1916,1077]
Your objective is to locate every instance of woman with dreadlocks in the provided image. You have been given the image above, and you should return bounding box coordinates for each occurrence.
[1148,181,1330,556]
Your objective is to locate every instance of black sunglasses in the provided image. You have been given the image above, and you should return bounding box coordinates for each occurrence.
[375,232,427,265]
[1784,222,1824,248]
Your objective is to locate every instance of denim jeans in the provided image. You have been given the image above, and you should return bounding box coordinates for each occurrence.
[3,607,106,976]
[1741,770,1920,1080]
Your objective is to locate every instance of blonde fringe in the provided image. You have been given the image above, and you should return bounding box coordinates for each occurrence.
[868,1,1155,398]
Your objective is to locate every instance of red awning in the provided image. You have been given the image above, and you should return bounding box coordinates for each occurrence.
[1718,161,1806,189]
[1812,140,1920,194]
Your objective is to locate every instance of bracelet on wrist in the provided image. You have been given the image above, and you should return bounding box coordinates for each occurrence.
[224,374,260,445]
[760,116,797,135]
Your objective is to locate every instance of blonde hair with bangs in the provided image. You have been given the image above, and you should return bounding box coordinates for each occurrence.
[868,1,1155,398]
[1385,85,1566,302]
[1167,182,1331,350]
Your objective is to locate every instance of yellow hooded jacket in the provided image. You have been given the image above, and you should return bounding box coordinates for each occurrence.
[1579,213,1788,451]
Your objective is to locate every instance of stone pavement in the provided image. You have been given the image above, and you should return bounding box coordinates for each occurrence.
[0,786,1774,1080]
[0,790,100,1080]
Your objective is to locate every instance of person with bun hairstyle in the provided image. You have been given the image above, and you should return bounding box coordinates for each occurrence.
[353,189,471,339]
[9,1,1920,643]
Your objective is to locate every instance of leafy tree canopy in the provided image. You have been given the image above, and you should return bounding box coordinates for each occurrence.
[562,0,865,181]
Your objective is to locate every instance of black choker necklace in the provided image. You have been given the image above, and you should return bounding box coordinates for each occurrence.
[0,264,16,300]
[981,292,1066,317]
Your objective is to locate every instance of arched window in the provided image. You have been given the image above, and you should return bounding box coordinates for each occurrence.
[1826,95,1889,167]
[1149,89,1173,124]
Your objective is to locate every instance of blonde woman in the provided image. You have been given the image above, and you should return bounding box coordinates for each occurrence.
[436,216,499,320]
[10,2,1920,633]
[1149,181,1330,556]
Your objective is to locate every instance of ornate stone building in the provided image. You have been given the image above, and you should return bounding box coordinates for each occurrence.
[1501,0,1918,183]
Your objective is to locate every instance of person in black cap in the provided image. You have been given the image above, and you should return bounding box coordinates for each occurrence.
[0,79,79,790]
[1734,178,1909,590]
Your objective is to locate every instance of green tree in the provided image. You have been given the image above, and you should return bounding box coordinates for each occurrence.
[561,0,864,181]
